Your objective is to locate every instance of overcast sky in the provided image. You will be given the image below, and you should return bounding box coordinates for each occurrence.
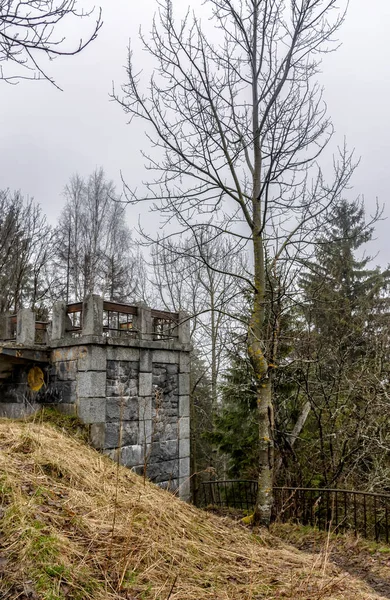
[1,0,389,265]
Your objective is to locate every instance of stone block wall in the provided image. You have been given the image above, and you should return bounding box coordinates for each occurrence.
[47,341,191,500]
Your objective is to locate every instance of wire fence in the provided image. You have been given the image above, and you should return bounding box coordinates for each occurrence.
[200,480,390,543]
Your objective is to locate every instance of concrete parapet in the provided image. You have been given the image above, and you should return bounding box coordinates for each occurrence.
[134,303,152,341]
[178,312,190,344]
[16,309,35,345]
[82,295,103,336]
[51,301,68,341]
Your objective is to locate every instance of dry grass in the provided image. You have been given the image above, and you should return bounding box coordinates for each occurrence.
[0,418,384,600]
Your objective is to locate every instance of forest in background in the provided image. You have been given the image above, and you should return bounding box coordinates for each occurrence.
[1,172,389,499]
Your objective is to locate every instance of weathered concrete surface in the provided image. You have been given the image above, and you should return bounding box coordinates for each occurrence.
[16,310,35,345]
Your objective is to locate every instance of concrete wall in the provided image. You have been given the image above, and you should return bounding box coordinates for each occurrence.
[48,341,191,500]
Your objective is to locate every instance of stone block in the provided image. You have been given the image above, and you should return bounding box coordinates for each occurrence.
[178,373,190,396]
[152,350,179,364]
[139,372,152,397]
[106,397,138,422]
[104,421,139,449]
[77,397,106,424]
[106,360,138,379]
[0,402,40,419]
[134,304,152,340]
[51,347,81,363]
[139,396,152,421]
[78,371,106,398]
[104,444,144,468]
[179,437,190,459]
[121,444,144,467]
[106,379,137,398]
[55,360,77,381]
[158,479,179,493]
[47,380,77,404]
[153,421,178,442]
[179,416,190,440]
[16,309,35,345]
[179,395,190,418]
[90,423,105,449]
[146,459,179,483]
[78,346,106,371]
[82,295,103,336]
[106,347,140,362]
[139,349,152,372]
[139,419,153,446]
[0,312,11,340]
[150,440,178,463]
[52,403,77,417]
[51,301,67,340]
[179,352,191,374]
[179,456,190,480]
[178,312,191,344]
[178,477,191,502]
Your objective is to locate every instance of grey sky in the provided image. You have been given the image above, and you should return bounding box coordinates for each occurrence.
[1,0,389,264]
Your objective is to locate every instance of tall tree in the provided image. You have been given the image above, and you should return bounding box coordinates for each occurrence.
[0,190,53,313]
[114,0,355,524]
[293,199,390,489]
[55,168,143,303]
[212,200,390,492]
[0,0,102,88]
[151,230,246,411]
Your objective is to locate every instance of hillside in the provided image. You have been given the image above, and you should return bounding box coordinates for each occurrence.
[0,417,385,600]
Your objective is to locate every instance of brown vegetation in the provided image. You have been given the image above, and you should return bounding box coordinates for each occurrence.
[0,417,384,599]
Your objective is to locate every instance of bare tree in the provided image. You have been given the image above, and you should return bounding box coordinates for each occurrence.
[151,229,246,411]
[0,0,102,88]
[55,168,143,303]
[0,189,54,313]
[113,0,356,525]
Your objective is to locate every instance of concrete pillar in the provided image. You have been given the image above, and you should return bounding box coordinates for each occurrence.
[134,303,152,340]
[82,295,103,336]
[51,301,68,341]
[16,309,35,345]
[178,312,190,344]
[0,312,11,340]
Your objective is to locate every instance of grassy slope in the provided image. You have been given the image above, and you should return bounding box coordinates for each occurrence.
[0,417,384,600]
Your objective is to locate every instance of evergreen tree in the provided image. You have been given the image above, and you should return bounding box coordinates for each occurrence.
[295,199,390,488]
[211,200,390,492]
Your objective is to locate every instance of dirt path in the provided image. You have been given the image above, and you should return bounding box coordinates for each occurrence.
[273,524,390,599]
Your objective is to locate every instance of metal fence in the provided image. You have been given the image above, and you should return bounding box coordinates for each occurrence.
[200,480,390,543]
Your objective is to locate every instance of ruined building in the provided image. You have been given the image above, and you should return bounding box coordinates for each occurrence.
[0,296,191,500]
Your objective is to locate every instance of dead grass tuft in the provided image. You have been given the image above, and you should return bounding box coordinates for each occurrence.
[0,419,383,599]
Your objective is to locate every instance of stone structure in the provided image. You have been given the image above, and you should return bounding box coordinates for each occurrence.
[0,296,191,500]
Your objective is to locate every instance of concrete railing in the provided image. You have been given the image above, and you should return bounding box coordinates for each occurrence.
[0,295,190,346]
[0,311,49,345]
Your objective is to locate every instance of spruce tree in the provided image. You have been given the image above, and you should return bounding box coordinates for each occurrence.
[296,199,390,488]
